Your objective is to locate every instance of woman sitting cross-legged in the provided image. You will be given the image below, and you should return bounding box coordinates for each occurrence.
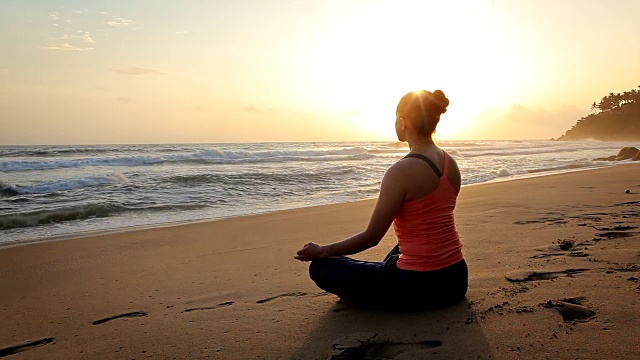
[294,89,467,310]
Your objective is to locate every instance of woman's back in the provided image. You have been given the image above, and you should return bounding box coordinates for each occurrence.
[399,148,461,201]
[393,149,463,271]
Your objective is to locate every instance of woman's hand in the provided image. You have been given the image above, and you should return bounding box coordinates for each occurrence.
[294,242,325,262]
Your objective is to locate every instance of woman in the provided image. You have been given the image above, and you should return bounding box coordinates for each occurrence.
[294,90,467,310]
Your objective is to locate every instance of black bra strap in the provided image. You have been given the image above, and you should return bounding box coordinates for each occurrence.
[402,153,443,178]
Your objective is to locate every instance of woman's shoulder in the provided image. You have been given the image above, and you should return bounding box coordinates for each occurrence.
[380,159,415,190]
[444,150,459,169]
[384,155,434,186]
[397,149,445,171]
[389,156,419,174]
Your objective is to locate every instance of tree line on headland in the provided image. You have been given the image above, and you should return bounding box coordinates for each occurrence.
[556,85,640,141]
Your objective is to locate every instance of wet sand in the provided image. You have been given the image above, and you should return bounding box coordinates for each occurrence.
[1,164,640,359]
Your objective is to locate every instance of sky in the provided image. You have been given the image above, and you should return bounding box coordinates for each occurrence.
[1,0,639,145]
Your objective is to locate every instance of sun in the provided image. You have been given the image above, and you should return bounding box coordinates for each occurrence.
[302,1,526,140]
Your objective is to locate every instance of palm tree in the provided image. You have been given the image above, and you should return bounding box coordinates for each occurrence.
[598,95,613,111]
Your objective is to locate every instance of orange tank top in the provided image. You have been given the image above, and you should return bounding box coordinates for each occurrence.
[393,151,464,271]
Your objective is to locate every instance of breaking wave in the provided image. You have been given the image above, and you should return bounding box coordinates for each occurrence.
[1,175,128,196]
[0,202,207,230]
[0,147,375,172]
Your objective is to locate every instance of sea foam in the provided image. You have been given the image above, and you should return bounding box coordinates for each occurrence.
[0,174,128,195]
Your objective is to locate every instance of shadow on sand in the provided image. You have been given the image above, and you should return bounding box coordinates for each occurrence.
[288,298,494,359]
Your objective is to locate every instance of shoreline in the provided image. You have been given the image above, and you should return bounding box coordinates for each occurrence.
[1,161,633,249]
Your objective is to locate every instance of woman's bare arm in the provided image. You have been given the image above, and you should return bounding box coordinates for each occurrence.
[295,164,406,261]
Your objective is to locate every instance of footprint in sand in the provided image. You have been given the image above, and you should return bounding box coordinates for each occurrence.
[0,338,54,358]
[505,268,589,282]
[595,225,638,231]
[183,301,235,313]
[92,311,148,325]
[531,240,592,259]
[530,253,566,259]
[567,251,590,257]
[597,231,636,239]
[329,332,442,360]
[608,265,640,273]
[541,297,596,323]
[256,292,307,304]
[513,218,564,225]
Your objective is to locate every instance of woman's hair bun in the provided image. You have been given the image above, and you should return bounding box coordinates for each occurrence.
[432,90,449,114]
[396,89,450,119]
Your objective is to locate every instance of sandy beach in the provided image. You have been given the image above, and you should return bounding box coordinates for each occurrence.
[1,164,640,359]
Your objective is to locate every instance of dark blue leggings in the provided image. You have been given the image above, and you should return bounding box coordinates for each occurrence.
[309,245,468,310]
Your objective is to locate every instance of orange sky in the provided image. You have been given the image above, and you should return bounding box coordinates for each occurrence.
[1,0,639,144]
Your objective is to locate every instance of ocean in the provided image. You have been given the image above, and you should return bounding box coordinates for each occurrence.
[0,140,634,245]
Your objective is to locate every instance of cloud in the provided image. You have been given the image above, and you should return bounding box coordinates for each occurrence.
[51,23,59,27]
[65,19,73,24]
[459,104,586,140]
[82,32,95,44]
[106,16,137,28]
[117,97,135,103]
[111,67,164,76]
[72,10,82,14]
[42,43,94,51]
[49,12,60,21]
[175,31,189,35]
[99,11,109,15]
[0,69,8,76]
[504,104,582,126]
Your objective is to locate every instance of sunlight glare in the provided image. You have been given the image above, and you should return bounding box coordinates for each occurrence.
[304,1,526,140]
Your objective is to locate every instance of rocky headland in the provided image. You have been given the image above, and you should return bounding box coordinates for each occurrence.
[557,86,640,141]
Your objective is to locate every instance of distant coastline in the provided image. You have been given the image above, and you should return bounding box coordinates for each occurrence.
[556,86,640,141]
